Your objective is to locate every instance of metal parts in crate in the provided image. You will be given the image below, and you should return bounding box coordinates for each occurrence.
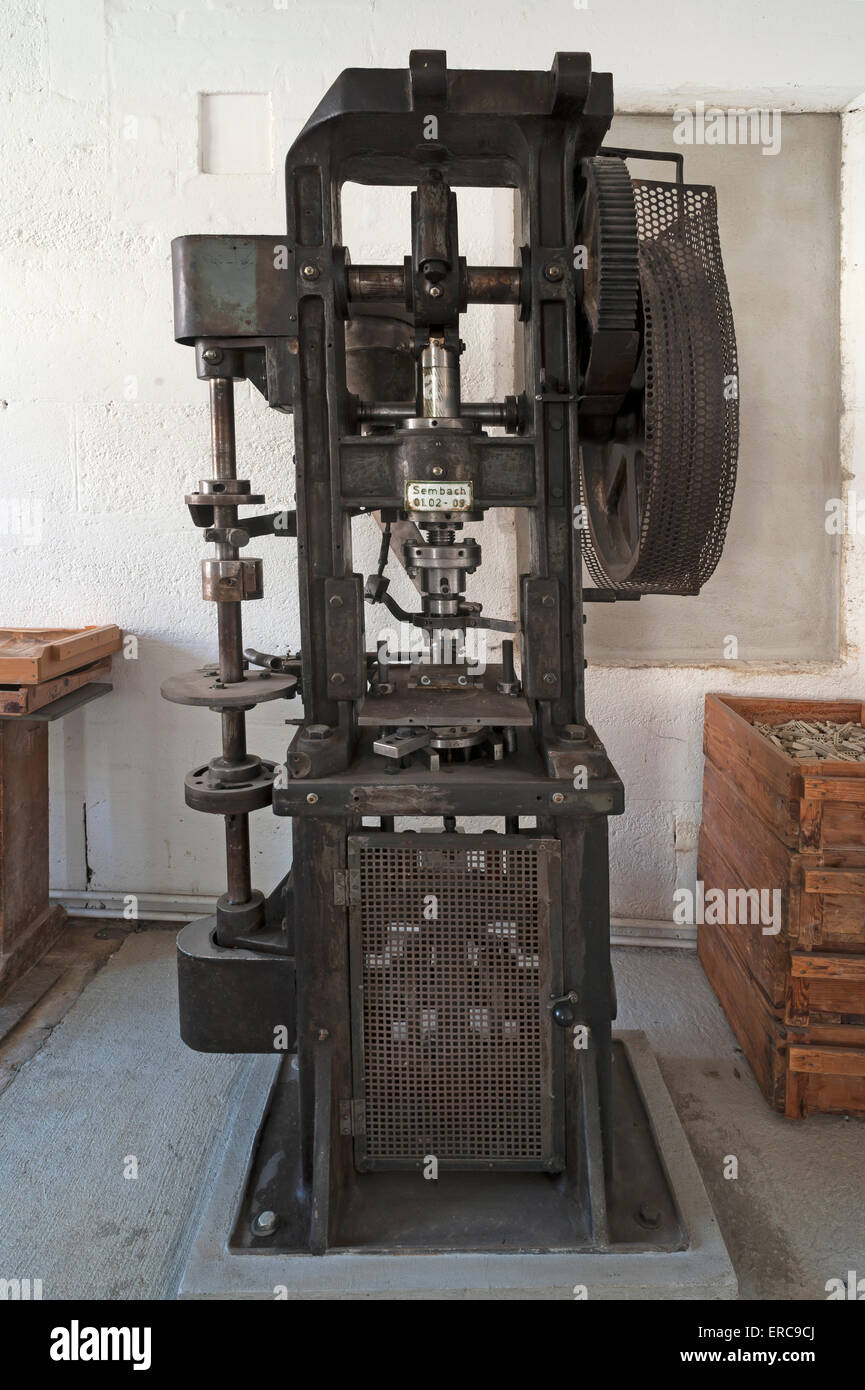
[162,50,738,1257]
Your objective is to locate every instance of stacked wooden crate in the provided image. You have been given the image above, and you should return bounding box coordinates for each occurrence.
[0,627,120,714]
[698,694,865,1119]
[0,626,121,994]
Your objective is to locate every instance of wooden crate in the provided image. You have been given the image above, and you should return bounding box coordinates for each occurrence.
[0,627,122,684]
[698,922,865,1119]
[0,658,112,717]
[699,693,865,1118]
[697,821,790,1008]
[703,694,865,852]
[786,952,865,1027]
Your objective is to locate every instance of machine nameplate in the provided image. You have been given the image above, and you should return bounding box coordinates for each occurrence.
[405,480,473,512]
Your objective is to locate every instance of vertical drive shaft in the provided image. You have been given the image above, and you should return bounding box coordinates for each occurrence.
[209,377,253,907]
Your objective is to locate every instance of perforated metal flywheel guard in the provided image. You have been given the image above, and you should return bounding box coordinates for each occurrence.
[580,178,739,594]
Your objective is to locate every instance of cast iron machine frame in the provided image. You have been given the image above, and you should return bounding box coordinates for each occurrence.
[164,50,736,1256]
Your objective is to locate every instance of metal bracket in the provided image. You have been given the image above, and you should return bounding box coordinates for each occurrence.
[599,144,685,185]
[521,576,562,698]
[582,588,641,603]
[333,868,360,905]
[324,577,366,698]
[339,1098,367,1137]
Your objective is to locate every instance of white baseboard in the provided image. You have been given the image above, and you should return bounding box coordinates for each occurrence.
[52,890,696,948]
[51,889,218,923]
[610,918,697,949]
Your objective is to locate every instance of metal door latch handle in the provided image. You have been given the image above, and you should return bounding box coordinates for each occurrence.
[548,990,579,1028]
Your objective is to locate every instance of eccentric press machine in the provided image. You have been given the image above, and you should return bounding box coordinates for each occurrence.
[165,52,737,1256]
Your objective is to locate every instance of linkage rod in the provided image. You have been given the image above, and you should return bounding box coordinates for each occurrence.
[347,264,521,304]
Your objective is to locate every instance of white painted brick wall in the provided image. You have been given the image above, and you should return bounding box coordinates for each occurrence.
[2,0,865,920]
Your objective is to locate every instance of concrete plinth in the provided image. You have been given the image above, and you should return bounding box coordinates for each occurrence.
[179,1031,737,1300]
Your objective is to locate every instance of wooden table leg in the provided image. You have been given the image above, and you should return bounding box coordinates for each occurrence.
[0,720,66,996]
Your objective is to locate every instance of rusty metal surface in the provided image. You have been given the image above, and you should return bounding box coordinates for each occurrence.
[172,235,294,344]
[231,1039,685,1254]
[324,577,366,700]
[184,759,277,815]
[161,667,296,708]
[200,557,264,603]
[274,728,624,817]
[357,662,532,727]
[519,578,561,701]
[575,156,641,425]
[339,433,538,509]
[346,264,522,304]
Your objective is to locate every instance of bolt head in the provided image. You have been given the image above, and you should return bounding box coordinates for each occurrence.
[431,465,443,477]
[306,792,318,804]
[637,1202,662,1230]
[543,671,557,684]
[420,675,431,686]
[429,285,443,298]
[202,347,223,363]
[301,262,320,280]
[330,672,345,685]
[328,594,344,607]
[544,263,564,282]
[542,594,554,607]
[552,792,565,804]
[252,1209,279,1236]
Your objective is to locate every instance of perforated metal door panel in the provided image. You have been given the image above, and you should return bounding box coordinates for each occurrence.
[347,833,563,1171]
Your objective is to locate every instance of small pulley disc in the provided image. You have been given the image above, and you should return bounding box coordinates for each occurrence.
[161,666,297,708]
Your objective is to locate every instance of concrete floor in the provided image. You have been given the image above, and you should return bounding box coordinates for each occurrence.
[0,926,861,1299]
[615,949,864,1300]
[0,927,255,1300]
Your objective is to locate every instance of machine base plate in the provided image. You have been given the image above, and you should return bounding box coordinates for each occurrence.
[178,1032,737,1299]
